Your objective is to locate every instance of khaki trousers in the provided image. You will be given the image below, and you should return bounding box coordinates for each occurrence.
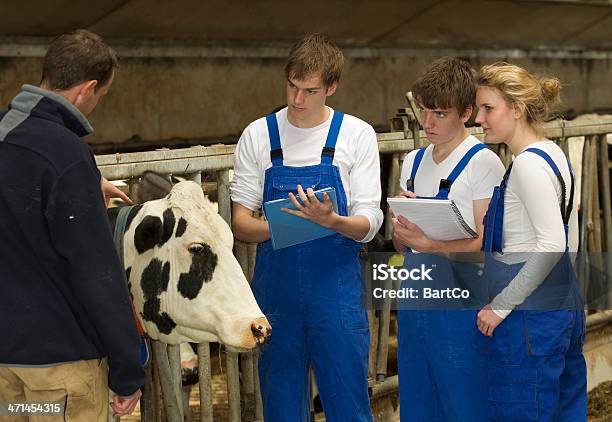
[0,358,109,422]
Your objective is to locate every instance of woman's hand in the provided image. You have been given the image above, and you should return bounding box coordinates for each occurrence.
[477,304,504,336]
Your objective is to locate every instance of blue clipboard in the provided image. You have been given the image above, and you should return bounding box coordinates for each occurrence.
[263,187,338,250]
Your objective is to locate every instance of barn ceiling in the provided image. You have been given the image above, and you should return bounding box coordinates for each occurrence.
[1,0,612,50]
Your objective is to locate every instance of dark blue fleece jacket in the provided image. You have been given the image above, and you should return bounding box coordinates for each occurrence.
[0,85,144,397]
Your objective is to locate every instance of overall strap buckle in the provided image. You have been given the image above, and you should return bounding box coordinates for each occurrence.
[321,111,344,164]
[266,113,284,166]
[437,143,487,198]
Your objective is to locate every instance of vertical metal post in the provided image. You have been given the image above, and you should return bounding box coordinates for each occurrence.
[187,171,203,185]
[579,136,594,299]
[226,351,241,422]
[215,168,241,421]
[141,354,156,422]
[247,243,257,280]
[598,135,612,308]
[198,342,214,422]
[385,154,401,239]
[375,273,391,382]
[236,240,256,421]
[590,138,603,252]
[368,308,379,381]
[235,241,249,277]
[151,341,182,422]
[240,352,256,421]
[588,137,605,306]
[216,169,231,224]
[168,344,185,421]
[152,346,165,421]
[254,351,263,421]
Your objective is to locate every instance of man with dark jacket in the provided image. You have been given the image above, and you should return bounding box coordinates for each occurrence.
[0,30,144,420]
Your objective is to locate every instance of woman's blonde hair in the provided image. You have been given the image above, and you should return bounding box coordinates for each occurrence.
[477,62,561,125]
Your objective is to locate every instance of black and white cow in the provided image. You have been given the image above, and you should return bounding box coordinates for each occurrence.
[108,180,271,350]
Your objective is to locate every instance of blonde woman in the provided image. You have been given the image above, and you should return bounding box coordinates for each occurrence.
[475,62,586,421]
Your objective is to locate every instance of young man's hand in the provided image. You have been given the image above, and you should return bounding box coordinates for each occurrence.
[282,185,338,228]
[391,215,433,253]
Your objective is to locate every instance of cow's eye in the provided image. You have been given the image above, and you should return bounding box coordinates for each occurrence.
[188,243,206,254]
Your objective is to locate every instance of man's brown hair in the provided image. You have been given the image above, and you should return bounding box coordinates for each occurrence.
[412,57,476,114]
[41,29,118,92]
[284,33,344,87]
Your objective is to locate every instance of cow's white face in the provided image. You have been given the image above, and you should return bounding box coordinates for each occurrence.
[122,181,270,350]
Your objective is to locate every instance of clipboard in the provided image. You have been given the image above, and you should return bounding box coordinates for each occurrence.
[263,187,339,250]
[387,197,477,241]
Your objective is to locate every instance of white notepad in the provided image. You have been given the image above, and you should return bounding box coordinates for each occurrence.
[387,197,477,241]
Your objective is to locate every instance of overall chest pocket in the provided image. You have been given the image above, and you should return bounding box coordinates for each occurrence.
[271,176,322,196]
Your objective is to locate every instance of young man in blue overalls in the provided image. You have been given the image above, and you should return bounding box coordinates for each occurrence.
[392,57,505,421]
[231,33,383,421]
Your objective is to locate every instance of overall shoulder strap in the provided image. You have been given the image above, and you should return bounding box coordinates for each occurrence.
[436,143,487,199]
[321,111,344,165]
[265,113,283,166]
[405,147,427,192]
[524,148,574,225]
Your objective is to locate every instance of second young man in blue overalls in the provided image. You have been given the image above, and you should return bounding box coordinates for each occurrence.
[392,57,505,421]
[231,33,383,422]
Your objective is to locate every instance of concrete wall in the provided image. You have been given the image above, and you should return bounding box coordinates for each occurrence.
[1,54,611,146]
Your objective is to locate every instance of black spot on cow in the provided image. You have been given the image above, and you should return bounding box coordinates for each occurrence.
[175,217,187,237]
[134,216,163,254]
[142,298,176,335]
[140,259,175,334]
[178,244,218,300]
[160,208,175,247]
[133,209,176,254]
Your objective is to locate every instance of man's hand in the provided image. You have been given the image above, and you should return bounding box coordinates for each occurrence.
[477,304,504,337]
[391,215,433,253]
[111,389,142,417]
[282,185,338,228]
[101,177,133,207]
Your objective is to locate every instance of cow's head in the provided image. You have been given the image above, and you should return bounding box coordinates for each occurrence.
[111,180,270,350]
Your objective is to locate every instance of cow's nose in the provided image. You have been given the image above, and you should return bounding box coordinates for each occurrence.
[251,317,272,346]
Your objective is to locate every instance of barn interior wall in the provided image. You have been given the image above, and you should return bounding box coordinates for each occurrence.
[1,55,611,146]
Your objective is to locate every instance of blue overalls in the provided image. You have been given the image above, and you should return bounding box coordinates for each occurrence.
[479,148,586,421]
[397,143,489,422]
[251,111,372,422]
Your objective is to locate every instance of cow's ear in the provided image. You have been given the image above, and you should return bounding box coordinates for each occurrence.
[134,215,163,254]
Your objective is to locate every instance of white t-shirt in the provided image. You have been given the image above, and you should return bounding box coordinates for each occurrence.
[399,135,505,234]
[231,106,383,243]
[491,140,579,318]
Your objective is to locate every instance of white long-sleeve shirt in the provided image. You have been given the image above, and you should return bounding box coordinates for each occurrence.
[231,106,383,243]
[491,140,579,318]
[399,135,505,233]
